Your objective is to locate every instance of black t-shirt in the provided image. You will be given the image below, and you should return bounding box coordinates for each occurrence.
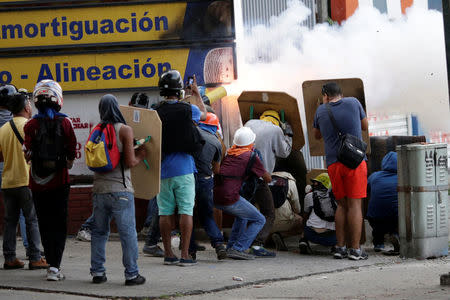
[193,128,222,177]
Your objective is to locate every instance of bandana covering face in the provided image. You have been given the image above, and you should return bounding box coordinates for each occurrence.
[226,143,254,156]
[98,94,126,124]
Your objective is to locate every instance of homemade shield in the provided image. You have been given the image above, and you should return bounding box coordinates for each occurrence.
[237,91,305,151]
[302,78,371,156]
[120,105,162,200]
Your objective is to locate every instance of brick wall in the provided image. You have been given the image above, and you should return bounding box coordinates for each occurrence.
[0,185,150,235]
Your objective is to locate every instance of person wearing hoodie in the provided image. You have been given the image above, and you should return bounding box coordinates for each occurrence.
[88,94,147,285]
[366,151,400,255]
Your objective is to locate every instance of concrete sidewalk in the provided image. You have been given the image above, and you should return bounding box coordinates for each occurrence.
[0,237,425,299]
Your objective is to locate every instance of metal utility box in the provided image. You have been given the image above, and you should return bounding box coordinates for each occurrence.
[397,143,449,259]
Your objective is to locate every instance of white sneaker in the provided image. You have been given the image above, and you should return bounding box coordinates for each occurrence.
[76,228,91,242]
[47,267,65,281]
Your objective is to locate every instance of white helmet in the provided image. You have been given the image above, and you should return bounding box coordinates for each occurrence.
[32,80,63,111]
[233,127,256,146]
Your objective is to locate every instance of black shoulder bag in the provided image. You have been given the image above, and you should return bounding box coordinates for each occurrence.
[326,104,367,169]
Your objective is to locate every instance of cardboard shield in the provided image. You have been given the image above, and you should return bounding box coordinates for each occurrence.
[120,105,162,200]
[302,78,371,156]
[237,91,305,150]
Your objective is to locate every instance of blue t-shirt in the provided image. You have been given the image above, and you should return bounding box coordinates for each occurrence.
[313,97,366,167]
[161,102,201,179]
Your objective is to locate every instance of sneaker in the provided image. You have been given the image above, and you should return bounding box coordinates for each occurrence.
[47,267,65,281]
[125,274,146,286]
[390,234,400,253]
[76,228,91,242]
[272,233,288,251]
[177,258,197,267]
[249,246,276,258]
[333,246,348,259]
[215,244,227,260]
[29,258,49,270]
[163,256,179,265]
[142,244,164,257]
[348,248,369,260]
[92,274,107,284]
[3,258,25,270]
[373,244,385,252]
[299,239,312,254]
[226,248,255,260]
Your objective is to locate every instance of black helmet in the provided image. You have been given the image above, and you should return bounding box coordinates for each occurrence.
[158,70,183,97]
[0,84,18,107]
[0,84,18,97]
[130,92,149,108]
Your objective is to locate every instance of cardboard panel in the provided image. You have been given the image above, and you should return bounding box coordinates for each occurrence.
[120,106,161,200]
[302,78,371,156]
[237,91,305,150]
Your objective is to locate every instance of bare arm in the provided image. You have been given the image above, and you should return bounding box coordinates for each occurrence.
[188,76,207,121]
[119,125,146,168]
[212,161,220,175]
[361,117,369,131]
[262,172,272,183]
[313,128,322,140]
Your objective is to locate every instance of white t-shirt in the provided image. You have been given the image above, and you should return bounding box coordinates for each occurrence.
[304,192,335,231]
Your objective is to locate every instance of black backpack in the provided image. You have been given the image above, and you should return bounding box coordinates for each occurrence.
[155,101,204,155]
[312,188,337,222]
[239,150,258,201]
[31,117,67,177]
[269,175,289,209]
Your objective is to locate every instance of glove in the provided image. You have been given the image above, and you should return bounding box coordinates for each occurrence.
[282,122,294,137]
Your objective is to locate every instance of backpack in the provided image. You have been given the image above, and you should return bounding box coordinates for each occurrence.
[239,150,259,201]
[268,175,289,209]
[85,123,120,172]
[155,101,204,155]
[31,117,67,177]
[312,188,337,222]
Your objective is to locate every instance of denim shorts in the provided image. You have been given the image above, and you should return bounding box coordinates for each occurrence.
[157,173,195,216]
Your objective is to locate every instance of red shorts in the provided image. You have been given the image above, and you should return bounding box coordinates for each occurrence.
[327,161,367,200]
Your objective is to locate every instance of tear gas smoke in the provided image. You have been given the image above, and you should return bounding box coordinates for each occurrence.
[230,0,450,133]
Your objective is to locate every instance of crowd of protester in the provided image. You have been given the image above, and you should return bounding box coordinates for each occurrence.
[0,77,400,285]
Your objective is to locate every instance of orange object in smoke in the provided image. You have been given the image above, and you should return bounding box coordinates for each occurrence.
[401,0,414,14]
[331,0,359,24]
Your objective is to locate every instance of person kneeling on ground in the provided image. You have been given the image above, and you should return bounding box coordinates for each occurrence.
[366,151,400,255]
[299,173,337,255]
[269,171,303,251]
[214,127,270,260]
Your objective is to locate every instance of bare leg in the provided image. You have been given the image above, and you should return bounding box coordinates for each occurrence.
[335,198,347,248]
[160,215,176,258]
[179,214,193,260]
[347,198,363,249]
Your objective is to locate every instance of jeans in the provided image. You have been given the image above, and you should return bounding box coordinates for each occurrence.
[216,196,265,252]
[90,192,139,280]
[81,214,95,230]
[145,197,160,246]
[3,187,42,262]
[367,216,398,246]
[33,184,69,268]
[189,176,224,252]
[304,226,337,247]
[144,197,158,227]
[253,182,275,245]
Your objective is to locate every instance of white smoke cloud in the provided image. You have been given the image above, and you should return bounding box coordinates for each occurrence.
[230,0,450,133]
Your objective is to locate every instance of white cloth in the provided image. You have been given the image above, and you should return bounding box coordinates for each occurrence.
[304,192,335,231]
[244,119,292,173]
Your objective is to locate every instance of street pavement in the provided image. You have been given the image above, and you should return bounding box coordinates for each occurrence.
[0,236,447,299]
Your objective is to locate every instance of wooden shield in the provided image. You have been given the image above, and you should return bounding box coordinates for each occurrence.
[302,78,371,156]
[120,105,161,200]
[237,91,305,150]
